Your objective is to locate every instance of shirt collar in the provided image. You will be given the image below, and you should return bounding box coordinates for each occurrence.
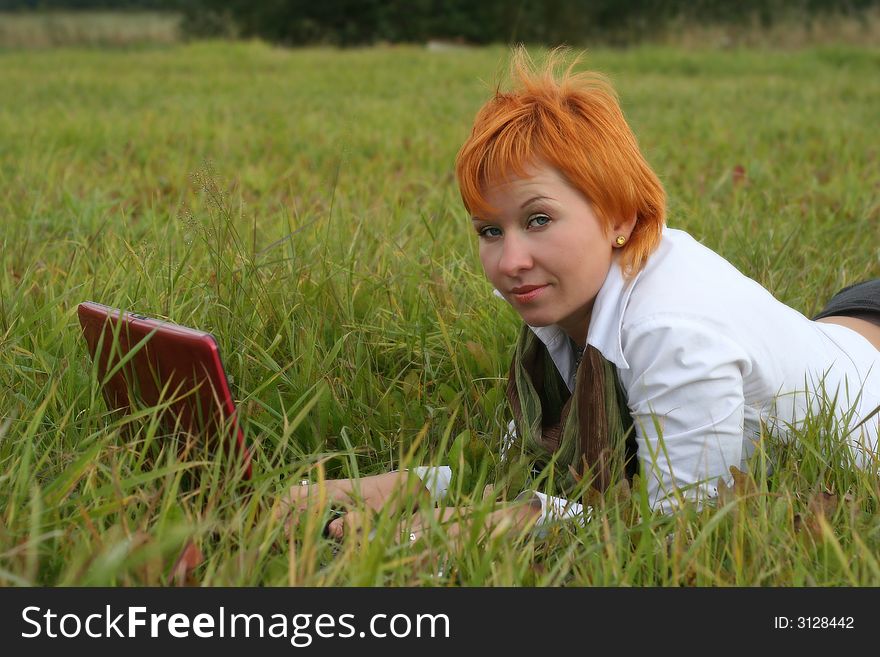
[491,250,641,371]
[585,251,641,370]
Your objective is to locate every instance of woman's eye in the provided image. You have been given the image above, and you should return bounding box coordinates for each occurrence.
[478,226,502,238]
[527,214,551,228]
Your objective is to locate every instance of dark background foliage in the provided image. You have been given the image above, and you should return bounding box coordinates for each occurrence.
[176,0,880,46]
[2,0,878,45]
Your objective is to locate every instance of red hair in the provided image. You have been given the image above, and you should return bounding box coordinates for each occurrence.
[455,47,666,274]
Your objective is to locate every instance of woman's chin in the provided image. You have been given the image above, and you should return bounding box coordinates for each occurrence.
[516,312,557,328]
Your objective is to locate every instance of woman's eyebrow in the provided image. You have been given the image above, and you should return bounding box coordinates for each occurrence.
[470,196,554,222]
[520,195,554,208]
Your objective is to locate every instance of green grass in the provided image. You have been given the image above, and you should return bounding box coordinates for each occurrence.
[1,41,879,586]
[0,11,181,49]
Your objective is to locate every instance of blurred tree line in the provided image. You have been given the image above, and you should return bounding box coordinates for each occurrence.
[0,0,178,8]
[2,0,878,45]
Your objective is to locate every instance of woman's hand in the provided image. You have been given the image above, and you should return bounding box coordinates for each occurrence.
[273,477,354,537]
[277,478,352,517]
[331,501,543,544]
[275,471,427,535]
[325,507,463,543]
[325,510,371,541]
[485,501,543,538]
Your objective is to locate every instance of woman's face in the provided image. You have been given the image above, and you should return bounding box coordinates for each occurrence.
[472,162,629,344]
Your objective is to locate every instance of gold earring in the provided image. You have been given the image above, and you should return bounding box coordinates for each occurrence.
[615,235,627,246]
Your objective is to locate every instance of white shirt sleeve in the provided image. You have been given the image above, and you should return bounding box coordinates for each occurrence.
[517,491,590,535]
[619,316,749,512]
[410,466,452,504]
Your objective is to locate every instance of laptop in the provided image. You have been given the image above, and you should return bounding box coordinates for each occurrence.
[78,301,253,480]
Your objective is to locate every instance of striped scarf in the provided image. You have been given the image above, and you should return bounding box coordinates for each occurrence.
[503,323,637,498]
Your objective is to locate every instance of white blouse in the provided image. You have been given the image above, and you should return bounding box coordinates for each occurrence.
[416,227,880,526]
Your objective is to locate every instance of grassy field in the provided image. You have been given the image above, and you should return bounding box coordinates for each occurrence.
[0,11,181,49]
[1,41,879,586]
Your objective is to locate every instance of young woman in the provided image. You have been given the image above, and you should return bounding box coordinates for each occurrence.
[278,48,880,540]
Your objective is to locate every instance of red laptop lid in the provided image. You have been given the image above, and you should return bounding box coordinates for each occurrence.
[78,301,252,480]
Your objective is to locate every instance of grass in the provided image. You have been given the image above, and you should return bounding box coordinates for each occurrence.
[0,11,181,49]
[1,41,879,586]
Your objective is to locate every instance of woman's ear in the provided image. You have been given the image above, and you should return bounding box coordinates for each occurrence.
[611,213,638,246]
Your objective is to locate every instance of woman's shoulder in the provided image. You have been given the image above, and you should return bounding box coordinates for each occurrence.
[639,227,746,287]
[624,227,772,327]
[590,226,790,371]
[589,228,752,369]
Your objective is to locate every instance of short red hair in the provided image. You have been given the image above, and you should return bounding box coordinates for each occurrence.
[455,47,666,275]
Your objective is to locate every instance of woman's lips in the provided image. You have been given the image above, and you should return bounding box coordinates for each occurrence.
[510,284,548,303]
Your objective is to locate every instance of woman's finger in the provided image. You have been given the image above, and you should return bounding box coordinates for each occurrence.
[344,510,369,536]
[326,517,344,540]
[280,479,350,515]
[324,511,367,541]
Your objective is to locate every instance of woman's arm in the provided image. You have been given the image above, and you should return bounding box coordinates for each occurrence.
[406,502,542,542]
[276,469,434,535]
[326,498,542,542]
[620,316,750,512]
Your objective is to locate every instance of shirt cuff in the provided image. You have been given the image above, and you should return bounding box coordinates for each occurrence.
[410,466,452,504]
[516,490,590,536]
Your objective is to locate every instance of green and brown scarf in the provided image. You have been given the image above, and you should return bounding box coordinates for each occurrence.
[502,323,637,499]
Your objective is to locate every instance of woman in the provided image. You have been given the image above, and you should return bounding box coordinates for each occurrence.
[278,47,880,540]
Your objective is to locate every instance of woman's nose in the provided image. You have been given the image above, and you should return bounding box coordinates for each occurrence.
[497,234,533,276]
